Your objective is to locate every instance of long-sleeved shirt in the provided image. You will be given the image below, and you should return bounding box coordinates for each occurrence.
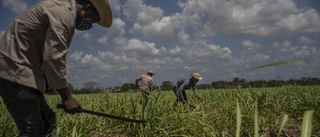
[136,74,153,92]
[173,78,198,97]
[0,0,76,92]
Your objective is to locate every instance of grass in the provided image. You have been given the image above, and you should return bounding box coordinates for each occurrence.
[0,86,320,136]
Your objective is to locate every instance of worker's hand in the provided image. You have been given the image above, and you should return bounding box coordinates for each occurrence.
[62,96,82,114]
[181,99,187,104]
[57,88,82,114]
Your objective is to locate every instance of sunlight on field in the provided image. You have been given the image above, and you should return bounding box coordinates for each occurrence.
[1,86,320,136]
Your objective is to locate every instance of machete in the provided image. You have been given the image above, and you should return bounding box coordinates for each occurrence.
[57,104,147,123]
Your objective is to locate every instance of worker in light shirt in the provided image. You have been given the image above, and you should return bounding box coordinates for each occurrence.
[0,0,113,136]
[136,70,155,108]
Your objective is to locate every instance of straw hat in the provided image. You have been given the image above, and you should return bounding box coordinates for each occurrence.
[89,0,113,28]
[191,73,202,80]
[147,70,155,75]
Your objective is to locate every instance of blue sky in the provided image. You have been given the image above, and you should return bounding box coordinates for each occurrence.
[1,0,320,88]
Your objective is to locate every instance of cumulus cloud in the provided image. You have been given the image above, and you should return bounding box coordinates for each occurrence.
[98,18,126,45]
[1,0,28,14]
[63,0,320,87]
[169,46,181,55]
[0,31,5,38]
[242,40,261,50]
[122,0,163,24]
[291,45,317,58]
[178,29,190,46]
[66,49,187,87]
[131,16,176,39]
[272,41,297,53]
[97,51,139,65]
[298,36,313,45]
[116,38,162,55]
[240,40,270,63]
[178,0,320,36]
[67,51,129,81]
[75,31,91,40]
[183,41,233,61]
[121,0,188,39]
[271,40,319,61]
[108,0,122,14]
[276,9,320,33]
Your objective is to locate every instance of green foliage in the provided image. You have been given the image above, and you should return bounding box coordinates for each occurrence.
[160,81,173,91]
[68,82,74,93]
[0,86,320,136]
[121,83,137,92]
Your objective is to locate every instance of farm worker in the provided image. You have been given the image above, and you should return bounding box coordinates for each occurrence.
[0,0,112,136]
[172,73,202,107]
[135,70,155,108]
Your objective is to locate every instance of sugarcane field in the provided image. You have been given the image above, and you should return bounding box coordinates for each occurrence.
[1,85,320,136]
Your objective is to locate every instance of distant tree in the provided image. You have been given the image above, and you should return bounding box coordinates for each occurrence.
[232,77,247,88]
[67,82,74,93]
[288,78,297,85]
[275,74,283,81]
[82,81,101,93]
[211,81,228,89]
[240,78,246,83]
[112,86,122,92]
[161,81,173,91]
[233,77,240,83]
[121,83,137,92]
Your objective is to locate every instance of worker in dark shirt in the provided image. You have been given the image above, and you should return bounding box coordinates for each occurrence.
[173,73,202,107]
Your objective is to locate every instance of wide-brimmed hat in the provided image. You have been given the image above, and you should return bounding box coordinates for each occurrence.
[191,73,202,80]
[89,0,113,28]
[147,70,155,75]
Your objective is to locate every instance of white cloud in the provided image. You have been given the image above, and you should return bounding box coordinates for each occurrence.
[82,32,90,40]
[119,77,130,83]
[252,53,270,61]
[292,45,317,58]
[64,0,320,88]
[184,65,209,74]
[109,0,122,14]
[183,41,233,61]
[97,51,139,64]
[0,31,5,38]
[240,40,269,63]
[131,16,176,39]
[69,51,84,61]
[75,31,91,40]
[276,9,320,33]
[272,41,297,53]
[178,0,320,36]
[242,40,261,50]
[271,40,319,61]
[67,51,130,81]
[177,29,190,46]
[169,46,181,55]
[122,0,163,24]
[1,0,28,14]
[298,36,313,45]
[98,18,126,45]
[116,38,162,55]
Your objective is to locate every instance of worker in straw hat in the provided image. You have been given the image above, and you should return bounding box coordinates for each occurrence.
[172,73,202,108]
[136,70,155,108]
[0,0,112,136]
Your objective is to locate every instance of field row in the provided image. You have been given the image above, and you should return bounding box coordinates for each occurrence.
[1,86,319,136]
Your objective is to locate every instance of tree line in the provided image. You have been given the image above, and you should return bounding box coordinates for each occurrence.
[59,76,320,94]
